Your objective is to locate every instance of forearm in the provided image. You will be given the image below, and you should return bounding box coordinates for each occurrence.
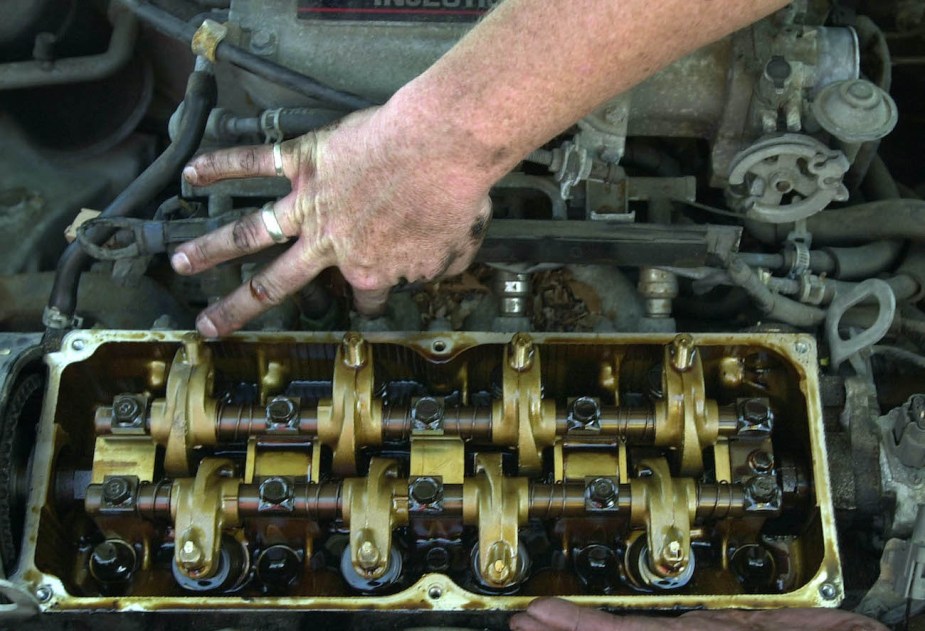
[381,0,789,194]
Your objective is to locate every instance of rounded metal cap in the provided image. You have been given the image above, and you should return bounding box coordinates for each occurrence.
[812,79,898,143]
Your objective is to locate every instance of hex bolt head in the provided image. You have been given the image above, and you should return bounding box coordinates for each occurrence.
[259,477,291,505]
[747,475,779,503]
[102,477,132,505]
[112,395,141,425]
[412,397,443,428]
[588,477,618,507]
[742,398,770,423]
[570,397,600,427]
[409,476,442,505]
[266,396,297,426]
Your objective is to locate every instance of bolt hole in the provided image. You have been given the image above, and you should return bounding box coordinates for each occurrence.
[432,340,448,353]
[774,180,792,193]
[428,584,443,599]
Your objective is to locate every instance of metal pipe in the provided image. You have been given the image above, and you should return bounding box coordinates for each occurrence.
[0,12,138,90]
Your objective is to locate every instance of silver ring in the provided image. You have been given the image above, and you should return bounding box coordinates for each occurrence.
[272,142,284,177]
[260,202,289,244]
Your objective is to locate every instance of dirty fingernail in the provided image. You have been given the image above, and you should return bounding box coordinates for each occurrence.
[171,252,192,274]
[182,165,198,183]
[196,314,219,339]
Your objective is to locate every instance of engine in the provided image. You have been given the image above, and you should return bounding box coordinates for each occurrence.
[0,0,924,627]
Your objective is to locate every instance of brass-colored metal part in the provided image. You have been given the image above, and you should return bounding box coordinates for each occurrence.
[90,436,156,484]
[630,458,697,579]
[410,436,465,484]
[655,337,720,476]
[464,454,528,587]
[25,330,841,613]
[190,19,227,62]
[317,333,381,475]
[171,458,241,578]
[501,334,556,476]
[149,339,218,476]
[341,458,408,579]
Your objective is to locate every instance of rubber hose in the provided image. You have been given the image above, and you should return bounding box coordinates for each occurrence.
[121,0,372,111]
[726,257,825,328]
[745,201,925,245]
[46,68,216,325]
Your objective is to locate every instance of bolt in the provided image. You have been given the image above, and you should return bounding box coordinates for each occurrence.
[357,539,381,571]
[794,340,809,354]
[259,477,290,505]
[112,395,141,426]
[748,450,775,473]
[266,396,297,427]
[251,29,273,50]
[34,585,52,602]
[742,398,771,424]
[342,332,368,368]
[178,539,204,570]
[410,476,442,505]
[509,333,535,371]
[428,584,443,599]
[670,334,695,372]
[747,475,779,503]
[570,397,600,427]
[412,397,443,429]
[102,477,132,505]
[588,477,618,508]
[71,338,86,351]
[819,582,838,600]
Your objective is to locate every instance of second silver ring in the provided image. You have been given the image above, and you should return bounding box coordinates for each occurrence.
[260,202,289,244]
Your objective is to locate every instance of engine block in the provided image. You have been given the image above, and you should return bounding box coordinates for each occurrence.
[17,330,840,611]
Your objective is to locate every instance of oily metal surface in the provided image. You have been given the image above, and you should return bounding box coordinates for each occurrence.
[13,330,841,613]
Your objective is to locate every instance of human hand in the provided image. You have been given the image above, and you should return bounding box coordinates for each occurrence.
[508,598,888,631]
[170,105,494,337]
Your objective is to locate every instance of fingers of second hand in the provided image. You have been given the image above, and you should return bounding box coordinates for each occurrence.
[172,204,298,275]
[197,241,329,337]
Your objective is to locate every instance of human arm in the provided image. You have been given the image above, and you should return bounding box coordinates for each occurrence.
[172,0,790,337]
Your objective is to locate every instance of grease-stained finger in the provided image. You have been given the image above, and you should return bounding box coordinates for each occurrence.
[183,140,300,186]
[172,196,300,275]
[195,240,332,337]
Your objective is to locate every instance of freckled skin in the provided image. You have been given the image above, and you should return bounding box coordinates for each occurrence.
[173,0,789,340]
